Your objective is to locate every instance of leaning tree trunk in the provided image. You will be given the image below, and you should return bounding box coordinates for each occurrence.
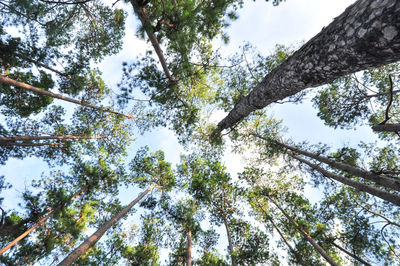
[253,198,307,266]
[0,135,104,142]
[332,242,371,266]
[291,154,400,207]
[214,0,400,136]
[129,0,176,83]
[58,184,156,266]
[372,123,400,132]
[0,75,134,119]
[256,135,400,193]
[0,190,84,256]
[266,195,339,266]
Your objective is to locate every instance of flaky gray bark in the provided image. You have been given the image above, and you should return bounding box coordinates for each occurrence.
[266,195,339,266]
[0,75,134,119]
[214,0,400,136]
[58,185,155,266]
[292,154,400,207]
[372,123,400,132]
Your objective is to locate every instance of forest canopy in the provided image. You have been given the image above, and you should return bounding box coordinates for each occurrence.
[0,0,399,265]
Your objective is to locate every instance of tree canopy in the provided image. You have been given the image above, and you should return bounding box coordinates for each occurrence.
[0,0,399,265]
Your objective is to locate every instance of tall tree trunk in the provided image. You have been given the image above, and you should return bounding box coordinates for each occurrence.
[266,195,339,266]
[372,123,400,132]
[0,135,104,141]
[0,142,65,147]
[253,198,307,266]
[0,190,84,255]
[186,230,192,266]
[0,75,134,119]
[129,0,176,83]
[332,242,371,266]
[292,154,400,206]
[58,184,156,266]
[221,213,235,266]
[214,0,400,136]
[256,135,400,193]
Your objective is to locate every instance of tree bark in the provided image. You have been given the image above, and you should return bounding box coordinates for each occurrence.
[266,195,339,266]
[129,0,176,83]
[292,154,400,207]
[332,242,371,266]
[214,0,400,136]
[58,184,156,266]
[0,142,65,147]
[372,123,400,132]
[0,135,103,142]
[258,136,400,193]
[221,213,235,266]
[186,230,192,266]
[0,190,84,255]
[253,198,307,266]
[0,75,134,119]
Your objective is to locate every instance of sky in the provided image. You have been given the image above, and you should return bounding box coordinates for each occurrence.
[2,0,381,263]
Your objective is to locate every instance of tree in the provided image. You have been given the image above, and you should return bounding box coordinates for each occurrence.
[214,0,400,136]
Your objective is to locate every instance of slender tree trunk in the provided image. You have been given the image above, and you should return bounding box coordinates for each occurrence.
[0,142,65,147]
[332,242,371,266]
[253,199,307,266]
[0,135,104,141]
[221,213,235,266]
[258,135,400,193]
[214,0,400,135]
[13,53,71,78]
[0,190,84,255]
[58,184,156,266]
[266,195,339,266]
[0,75,134,119]
[372,123,400,132]
[186,230,192,266]
[129,0,176,83]
[292,154,400,206]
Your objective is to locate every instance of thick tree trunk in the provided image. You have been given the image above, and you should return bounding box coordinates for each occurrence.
[130,0,176,82]
[58,184,156,266]
[0,135,103,142]
[0,75,134,119]
[0,190,84,255]
[214,0,400,136]
[372,123,400,132]
[292,154,400,206]
[266,195,339,266]
[332,242,371,266]
[260,136,400,193]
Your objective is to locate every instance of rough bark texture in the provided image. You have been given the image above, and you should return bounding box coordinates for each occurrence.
[292,154,400,207]
[266,137,400,193]
[214,0,400,135]
[58,185,155,266]
[267,195,339,266]
[372,123,400,132]
[0,75,134,119]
